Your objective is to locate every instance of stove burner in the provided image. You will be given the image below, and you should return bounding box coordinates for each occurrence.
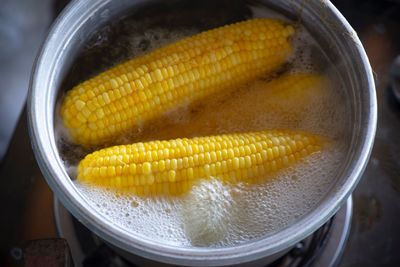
[54,197,352,267]
[269,197,352,267]
[269,220,334,267]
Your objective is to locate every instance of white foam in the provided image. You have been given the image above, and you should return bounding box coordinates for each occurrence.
[181,178,235,246]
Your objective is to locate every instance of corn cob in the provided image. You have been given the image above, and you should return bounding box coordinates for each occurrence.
[77,130,324,196]
[138,73,327,141]
[60,19,295,146]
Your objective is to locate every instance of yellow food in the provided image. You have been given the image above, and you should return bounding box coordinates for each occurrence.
[140,73,327,140]
[77,130,324,196]
[60,19,294,146]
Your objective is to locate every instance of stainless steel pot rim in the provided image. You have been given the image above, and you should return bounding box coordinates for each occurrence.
[28,0,377,265]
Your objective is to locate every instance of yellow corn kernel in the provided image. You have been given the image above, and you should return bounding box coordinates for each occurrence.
[60,19,294,146]
[77,129,325,196]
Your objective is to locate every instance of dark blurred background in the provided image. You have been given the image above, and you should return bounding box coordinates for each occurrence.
[0,1,400,267]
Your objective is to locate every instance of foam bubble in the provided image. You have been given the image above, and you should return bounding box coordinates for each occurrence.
[181,178,235,246]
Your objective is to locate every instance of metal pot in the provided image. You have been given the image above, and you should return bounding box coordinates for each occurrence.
[28,0,377,266]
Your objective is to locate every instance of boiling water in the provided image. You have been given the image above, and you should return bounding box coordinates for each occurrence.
[57,2,350,247]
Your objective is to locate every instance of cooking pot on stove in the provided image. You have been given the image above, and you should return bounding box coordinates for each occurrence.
[28,0,376,266]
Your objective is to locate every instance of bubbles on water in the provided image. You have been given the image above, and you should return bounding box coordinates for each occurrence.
[181,178,235,246]
[131,200,139,208]
[122,25,197,63]
[75,182,191,246]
